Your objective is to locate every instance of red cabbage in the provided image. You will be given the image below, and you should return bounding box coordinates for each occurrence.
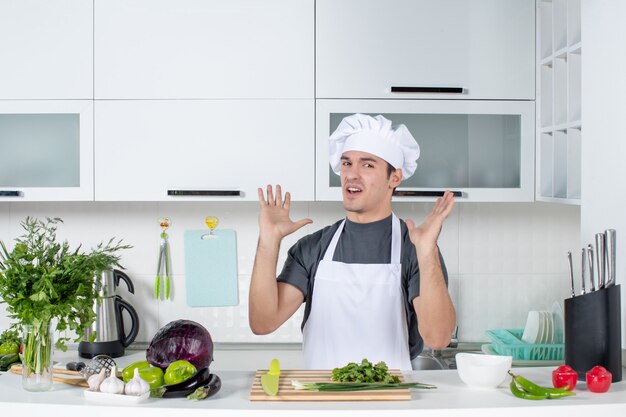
[146,319,213,370]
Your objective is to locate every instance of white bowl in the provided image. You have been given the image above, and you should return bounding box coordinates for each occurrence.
[456,353,512,388]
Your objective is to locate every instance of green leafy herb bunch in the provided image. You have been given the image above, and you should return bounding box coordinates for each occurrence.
[0,217,131,351]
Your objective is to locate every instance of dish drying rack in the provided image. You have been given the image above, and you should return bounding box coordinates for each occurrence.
[485,329,564,361]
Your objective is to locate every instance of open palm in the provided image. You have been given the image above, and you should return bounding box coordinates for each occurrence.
[258,184,312,242]
[406,191,455,255]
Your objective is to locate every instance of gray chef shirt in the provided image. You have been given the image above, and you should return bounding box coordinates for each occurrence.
[277,214,448,360]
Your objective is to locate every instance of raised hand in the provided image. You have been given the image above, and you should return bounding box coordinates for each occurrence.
[257,184,313,245]
[406,191,455,256]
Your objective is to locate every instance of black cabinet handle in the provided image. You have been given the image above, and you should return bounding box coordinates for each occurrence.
[0,190,22,197]
[391,86,464,94]
[167,189,241,197]
[393,190,463,197]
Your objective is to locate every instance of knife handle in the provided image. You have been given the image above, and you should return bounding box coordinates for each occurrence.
[605,229,616,287]
[595,233,606,288]
[587,244,595,292]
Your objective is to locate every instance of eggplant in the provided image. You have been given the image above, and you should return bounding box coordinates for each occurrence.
[151,367,211,398]
[187,374,222,400]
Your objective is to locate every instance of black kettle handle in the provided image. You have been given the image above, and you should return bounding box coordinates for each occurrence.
[114,269,135,294]
[115,296,140,348]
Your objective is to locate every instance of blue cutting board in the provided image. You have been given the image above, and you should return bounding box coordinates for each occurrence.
[184,229,239,307]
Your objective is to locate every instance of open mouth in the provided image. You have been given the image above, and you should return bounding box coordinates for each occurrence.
[345,185,363,194]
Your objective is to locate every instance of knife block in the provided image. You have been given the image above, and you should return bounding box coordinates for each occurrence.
[564,284,622,382]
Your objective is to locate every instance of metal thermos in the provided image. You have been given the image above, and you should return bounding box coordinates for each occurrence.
[78,269,140,358]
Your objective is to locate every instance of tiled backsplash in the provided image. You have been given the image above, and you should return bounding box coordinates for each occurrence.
[0,201,580,345]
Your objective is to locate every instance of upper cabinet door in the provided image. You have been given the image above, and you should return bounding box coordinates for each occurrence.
[94,100,314,201]
[0,100,94,201]
[316,0,535,100]
[95,0,314,99]
[0,0,93,99]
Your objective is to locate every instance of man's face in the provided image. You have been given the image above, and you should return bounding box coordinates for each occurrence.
[340,150,402,220]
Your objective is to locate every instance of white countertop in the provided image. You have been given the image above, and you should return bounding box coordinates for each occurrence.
[1,350,626,417]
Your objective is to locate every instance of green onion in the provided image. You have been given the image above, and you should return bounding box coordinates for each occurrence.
[291,380,436,392]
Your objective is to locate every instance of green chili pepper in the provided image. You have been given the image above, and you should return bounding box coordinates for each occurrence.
[510,379,548,400]
[508,371,576,400]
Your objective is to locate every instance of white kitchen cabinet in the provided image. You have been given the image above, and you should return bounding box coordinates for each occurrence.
[94,0,313,99]
[316,99,535,202]
[0,0,92,99]
[536,0,581,204]
[94,100,314,201]
[316,0,535,100]
[0,100,94,201]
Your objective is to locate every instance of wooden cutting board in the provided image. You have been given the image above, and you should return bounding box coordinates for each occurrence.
[249,369,411,401]
[9,364,88,387]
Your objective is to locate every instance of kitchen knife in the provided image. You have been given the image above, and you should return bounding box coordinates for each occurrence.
[261,359,281,396]
[587,244,595,292]
[581,248,587,295]
[567,251,575,298]
[595,233,606,289]
[605,229,616,287]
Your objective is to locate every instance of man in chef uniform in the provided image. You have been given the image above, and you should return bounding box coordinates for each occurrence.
[249,113,456,370]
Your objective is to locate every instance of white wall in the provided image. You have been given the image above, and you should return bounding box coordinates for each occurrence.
[0,201,579,345]
[581,0,626,348]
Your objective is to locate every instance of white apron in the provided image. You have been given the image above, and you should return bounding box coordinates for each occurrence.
[302,214,412,370]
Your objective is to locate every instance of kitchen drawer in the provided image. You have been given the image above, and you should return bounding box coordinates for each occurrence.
[316,99,535,202]
[95,100,314,201]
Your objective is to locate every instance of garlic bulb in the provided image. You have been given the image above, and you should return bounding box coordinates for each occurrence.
[99,366,125,394]
[124,368,150,396]
[87,368,107,391]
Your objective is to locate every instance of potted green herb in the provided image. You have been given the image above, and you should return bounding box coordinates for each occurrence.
[0,217,130,391]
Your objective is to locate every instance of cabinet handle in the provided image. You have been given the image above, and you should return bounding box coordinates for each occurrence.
[0,190,22,197]
[390,86,464,94]
[167,190,241,197]
[393,190,463,197]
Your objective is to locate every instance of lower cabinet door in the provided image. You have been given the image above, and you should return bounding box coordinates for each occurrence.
[95,100,314,201]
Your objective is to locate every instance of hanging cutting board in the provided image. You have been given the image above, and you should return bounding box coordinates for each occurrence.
[249,369,410,401]
[184,229,239,307]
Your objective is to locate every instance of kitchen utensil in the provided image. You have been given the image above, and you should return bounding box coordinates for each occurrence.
[9,365,88,388]
[605,229,616,287]
[155,217,172,300]
[456,353,512,389]
[567,251,575,298]
[78,270,139,359]
[184,227,239,307]
[485,329,564,361]
[249,369,409,401]
[595,233,606,289]
[564,285,622,382]
[82,355,117,380]
[581,248,587,295]
[587,244,596,291]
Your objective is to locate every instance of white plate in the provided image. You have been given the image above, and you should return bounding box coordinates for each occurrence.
[481,344,563,367]
[521,311,542,344]
[84,390,150,404]
[552,301,564,344]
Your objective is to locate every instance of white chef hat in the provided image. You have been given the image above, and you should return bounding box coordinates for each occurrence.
[328,114,420,179]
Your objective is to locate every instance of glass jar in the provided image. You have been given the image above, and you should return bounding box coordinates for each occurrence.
[21,321,53,392]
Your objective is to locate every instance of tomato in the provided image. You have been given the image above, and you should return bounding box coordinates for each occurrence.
[164,360,197,385]
[552,365,578,391]
[586,366,612,393]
